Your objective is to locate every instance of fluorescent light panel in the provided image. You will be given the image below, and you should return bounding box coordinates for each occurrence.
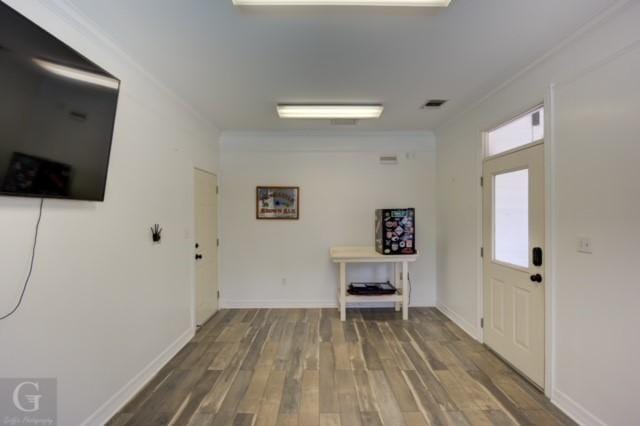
[33,59,119,90]
[277,104,384,119]
[234,0,450,6]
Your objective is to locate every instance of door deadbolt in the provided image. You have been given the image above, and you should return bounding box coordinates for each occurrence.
[532,247,543,267]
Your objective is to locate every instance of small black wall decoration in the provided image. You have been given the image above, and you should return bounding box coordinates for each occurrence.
[151,224,162,243]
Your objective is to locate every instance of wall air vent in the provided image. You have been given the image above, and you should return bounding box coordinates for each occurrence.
[380,155,399,165]
[421,99,448,109]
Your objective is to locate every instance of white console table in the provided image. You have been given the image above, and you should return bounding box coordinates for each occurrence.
[330,246,419,321]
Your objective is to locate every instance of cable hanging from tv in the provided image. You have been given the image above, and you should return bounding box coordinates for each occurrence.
[0,199,44,320]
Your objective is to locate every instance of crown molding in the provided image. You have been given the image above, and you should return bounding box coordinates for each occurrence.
[434,0,633,132]
[220,130,436,152]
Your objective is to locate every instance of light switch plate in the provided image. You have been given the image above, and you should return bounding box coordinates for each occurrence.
[578,237,593,254]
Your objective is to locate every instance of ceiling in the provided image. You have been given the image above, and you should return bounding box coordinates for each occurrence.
[68,0,614,131]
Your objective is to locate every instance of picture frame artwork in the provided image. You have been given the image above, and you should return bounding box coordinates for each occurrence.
[256,186,300,220]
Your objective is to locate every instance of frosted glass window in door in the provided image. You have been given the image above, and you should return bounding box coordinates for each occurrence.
[494,169,529,268]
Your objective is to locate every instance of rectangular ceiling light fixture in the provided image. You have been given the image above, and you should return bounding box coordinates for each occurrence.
[277,104,384,119]
[234,0,451,6]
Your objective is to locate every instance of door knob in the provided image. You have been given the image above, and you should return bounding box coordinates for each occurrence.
[195,254,203,260]
[530,274,543,283]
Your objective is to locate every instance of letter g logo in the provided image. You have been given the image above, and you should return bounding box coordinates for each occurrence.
[13,381,42,413]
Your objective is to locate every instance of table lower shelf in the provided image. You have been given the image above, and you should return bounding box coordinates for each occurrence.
[344,292,403,303]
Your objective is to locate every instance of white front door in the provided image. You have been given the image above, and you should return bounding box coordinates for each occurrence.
[483,143,545,387]
[194,169,218,326]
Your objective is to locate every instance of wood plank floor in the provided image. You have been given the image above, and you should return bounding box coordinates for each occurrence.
[108,308,574,426]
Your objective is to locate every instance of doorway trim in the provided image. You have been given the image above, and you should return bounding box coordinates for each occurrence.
[191,167,219,330]
[476,92,555,397]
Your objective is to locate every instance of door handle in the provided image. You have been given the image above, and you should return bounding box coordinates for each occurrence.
[195,254,203,260]
[530,274,543,283]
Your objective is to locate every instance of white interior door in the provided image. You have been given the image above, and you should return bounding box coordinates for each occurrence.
[194,169,218,326]
[483,143,545,387]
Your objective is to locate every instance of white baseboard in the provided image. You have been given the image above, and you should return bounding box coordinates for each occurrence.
[436,303,481,341]
[434,305,605,426]
[220,299,430,309]
[220,299,338,309]
[552,388,606,426]
[81,327,195,426]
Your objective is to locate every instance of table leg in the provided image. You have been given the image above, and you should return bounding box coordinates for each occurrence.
[394,262,401,312]
[402,261,409,320]
[339,262,347,322]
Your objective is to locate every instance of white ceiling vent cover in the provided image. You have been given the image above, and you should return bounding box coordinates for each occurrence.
[380,155,399,165]
[331,119,358,125]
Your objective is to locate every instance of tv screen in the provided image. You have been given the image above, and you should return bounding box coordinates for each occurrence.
[0,2,120,201]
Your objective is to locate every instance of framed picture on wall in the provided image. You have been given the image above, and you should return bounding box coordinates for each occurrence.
[256,186,300,220]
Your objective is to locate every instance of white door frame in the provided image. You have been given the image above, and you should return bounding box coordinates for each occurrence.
[191,167,219,330]
[476,91,555,397]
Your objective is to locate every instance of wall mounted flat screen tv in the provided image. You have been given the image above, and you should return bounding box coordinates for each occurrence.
[0,2,120,201]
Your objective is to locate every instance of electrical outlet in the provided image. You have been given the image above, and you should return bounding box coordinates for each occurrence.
[578,237,593,254]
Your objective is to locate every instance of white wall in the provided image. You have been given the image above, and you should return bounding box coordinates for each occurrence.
[0,1,220,425]
[435,1,640,424]
[220,132,436,308]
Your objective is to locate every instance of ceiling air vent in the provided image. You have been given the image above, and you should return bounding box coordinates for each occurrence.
[380,155,399,165]
[421,99,448,109]
[330,119,358,126]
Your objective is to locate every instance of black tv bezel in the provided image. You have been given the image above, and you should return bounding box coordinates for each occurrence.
[0,2,121,202]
